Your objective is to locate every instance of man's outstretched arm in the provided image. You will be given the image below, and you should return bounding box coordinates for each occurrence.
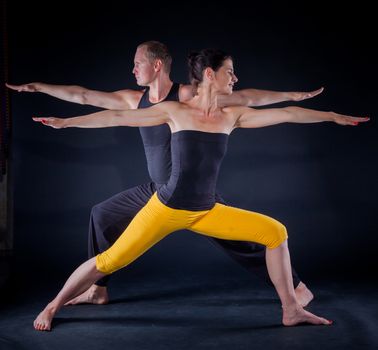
[6,82,142,110]
[179,84,324,107]
[218,87,324,107]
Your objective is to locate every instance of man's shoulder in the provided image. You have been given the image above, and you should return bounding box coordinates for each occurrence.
[178,84,194,102]
[116,88,144,98]
[115,88,144,108]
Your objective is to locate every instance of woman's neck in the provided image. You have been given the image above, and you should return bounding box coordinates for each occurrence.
[190,85,220,116]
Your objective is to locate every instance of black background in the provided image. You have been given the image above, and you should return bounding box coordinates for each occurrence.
[6,0,378,283]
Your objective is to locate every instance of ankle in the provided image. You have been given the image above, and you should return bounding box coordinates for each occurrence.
[92,284,107,292]
[46,302,59,313]
[282,302,301,312]
[295,282,306,291]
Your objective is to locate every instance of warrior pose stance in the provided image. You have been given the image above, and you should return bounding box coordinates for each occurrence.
[31,48,368,330]
[7,41,322,307]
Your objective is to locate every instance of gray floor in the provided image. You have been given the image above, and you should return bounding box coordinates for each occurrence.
[1,269,377,350]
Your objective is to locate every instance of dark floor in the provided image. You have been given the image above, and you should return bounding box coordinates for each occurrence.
[0,264,377,350]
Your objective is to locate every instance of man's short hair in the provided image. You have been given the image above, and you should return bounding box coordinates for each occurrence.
[138,41,172,73]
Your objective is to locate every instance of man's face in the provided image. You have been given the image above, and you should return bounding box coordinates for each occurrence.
[132,46,157,86]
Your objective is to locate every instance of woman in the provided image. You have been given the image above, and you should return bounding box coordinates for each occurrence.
[32,49,368,331]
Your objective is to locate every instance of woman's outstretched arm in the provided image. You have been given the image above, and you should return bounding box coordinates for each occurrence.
[32,102,178,129]
[233,106,369,129]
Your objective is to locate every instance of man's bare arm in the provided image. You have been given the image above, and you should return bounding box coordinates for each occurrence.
[219,87,324,107]
[6,82,142,109]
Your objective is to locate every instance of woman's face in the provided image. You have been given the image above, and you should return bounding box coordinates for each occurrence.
[214,58,238,94]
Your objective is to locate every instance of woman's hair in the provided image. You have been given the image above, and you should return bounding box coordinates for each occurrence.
[188,48,232,93]
[137,41,172,73]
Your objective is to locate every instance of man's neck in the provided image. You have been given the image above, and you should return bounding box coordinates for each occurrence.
[148,76,173,103]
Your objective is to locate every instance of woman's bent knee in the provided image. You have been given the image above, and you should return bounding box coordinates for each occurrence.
[268,222,288,249]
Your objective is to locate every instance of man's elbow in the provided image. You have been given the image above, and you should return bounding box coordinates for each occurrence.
[237,92,255,107]
[80,90,91,105]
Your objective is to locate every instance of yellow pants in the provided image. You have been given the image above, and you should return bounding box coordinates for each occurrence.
[96,193,288,274]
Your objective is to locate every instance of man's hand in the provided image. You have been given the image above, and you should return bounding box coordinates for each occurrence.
[6,82,39,92]
[291,87,324,101]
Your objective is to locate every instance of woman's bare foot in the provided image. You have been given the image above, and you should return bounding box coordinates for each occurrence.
[64,285,109,306]
[295,282,314,307]
[282,304,332,326]
[33,304,57,331]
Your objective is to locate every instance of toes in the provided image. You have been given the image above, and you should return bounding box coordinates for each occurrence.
[310,315,332,325]
[34,319,51,331]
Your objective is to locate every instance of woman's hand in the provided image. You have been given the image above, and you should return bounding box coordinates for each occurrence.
[32,117,66,129]
[331,113,370,126]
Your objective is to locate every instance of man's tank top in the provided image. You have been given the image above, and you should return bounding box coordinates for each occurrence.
[137,83,180,184]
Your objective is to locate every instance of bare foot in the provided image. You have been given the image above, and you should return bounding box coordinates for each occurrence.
[282,304,332,326]
[33,304,56,331]
[295,282,314,307]
[64,285,109,306]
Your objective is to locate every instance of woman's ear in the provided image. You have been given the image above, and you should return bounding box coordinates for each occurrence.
[204,67,214,81]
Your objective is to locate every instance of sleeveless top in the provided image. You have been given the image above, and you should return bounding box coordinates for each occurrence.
[157,130,229,210]
[138,83,180,184]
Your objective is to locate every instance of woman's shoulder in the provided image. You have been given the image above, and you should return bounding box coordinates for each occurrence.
[158,100,188,110]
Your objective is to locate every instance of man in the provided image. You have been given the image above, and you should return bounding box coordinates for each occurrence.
[7,41,320,307]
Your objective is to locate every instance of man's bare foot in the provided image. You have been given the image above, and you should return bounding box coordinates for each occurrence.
[33,304,56,331]
[295,282,314,307]
[282,304,332,326]
[64,285,109,306]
